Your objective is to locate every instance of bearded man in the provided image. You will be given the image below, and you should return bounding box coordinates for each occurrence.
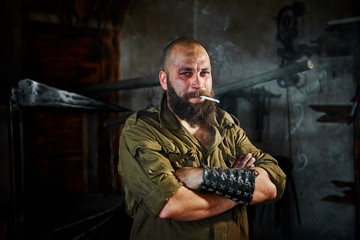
[118,37,286,240]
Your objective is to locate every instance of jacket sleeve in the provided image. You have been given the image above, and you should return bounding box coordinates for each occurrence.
[118,115,183,217]
[235,124,287,202]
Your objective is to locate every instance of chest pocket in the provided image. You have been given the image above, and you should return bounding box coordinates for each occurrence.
[164,141,200,169]
[168,149,200,169]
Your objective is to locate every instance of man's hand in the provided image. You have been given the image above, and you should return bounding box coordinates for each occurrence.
[232,153,255,168]
[174,167,203,190]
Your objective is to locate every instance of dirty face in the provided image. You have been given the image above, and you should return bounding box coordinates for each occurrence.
[159,43,216,127]
[160,43,213,104]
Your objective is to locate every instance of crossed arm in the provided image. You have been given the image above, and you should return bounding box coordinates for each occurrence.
[158,153,277,221]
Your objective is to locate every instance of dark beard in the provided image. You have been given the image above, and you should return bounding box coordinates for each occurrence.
[167,81,217,128]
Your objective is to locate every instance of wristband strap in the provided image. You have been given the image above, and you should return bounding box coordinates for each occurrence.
[198,164,258,205]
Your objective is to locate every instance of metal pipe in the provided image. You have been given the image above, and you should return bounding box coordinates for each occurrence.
[215,59,313,95]
[18,79,131,112]
[8,87,24,240]
[83,75,159,92]
[82,60,313,94]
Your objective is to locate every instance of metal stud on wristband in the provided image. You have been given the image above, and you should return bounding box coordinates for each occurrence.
[198,164,259,205]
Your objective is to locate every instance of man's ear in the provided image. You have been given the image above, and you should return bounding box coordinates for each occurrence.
[159,71,168,90]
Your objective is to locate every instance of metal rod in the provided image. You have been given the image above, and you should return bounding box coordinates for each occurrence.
[82,60,313,95]
[72,215,114,240]
[43,202,123,236]
[8,87,24,240]
[215,59,313,95]
[18,79,131,112]
[83,75,159,92]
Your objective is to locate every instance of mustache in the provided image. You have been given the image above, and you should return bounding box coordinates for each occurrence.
[184,90,213,100]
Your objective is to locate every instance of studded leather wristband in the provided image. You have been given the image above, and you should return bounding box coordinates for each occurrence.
[198,164,259,205]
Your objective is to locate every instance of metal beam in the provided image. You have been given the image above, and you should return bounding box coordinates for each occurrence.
[83,75,159,92]
[18,79,131,112]
[215,60,313,95]
[82,60,313,95]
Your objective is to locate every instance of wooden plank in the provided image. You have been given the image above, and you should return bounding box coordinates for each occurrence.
[309,105,352,123]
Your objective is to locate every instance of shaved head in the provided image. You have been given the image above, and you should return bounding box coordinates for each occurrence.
[161,37,208,72]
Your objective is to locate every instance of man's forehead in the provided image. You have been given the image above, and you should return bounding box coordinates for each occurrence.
[170,46,211,69]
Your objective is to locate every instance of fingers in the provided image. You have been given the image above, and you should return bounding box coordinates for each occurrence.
[233,153,256,168]
[245,157,256,168]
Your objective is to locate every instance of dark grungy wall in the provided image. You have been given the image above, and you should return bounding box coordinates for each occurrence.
[119,0,356,239]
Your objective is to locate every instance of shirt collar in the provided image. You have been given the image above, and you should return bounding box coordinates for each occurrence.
[159,93,181,130]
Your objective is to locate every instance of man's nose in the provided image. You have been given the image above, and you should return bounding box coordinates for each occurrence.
[191,74,204,89]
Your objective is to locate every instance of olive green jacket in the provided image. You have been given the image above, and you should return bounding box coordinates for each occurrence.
[118,94,286,240]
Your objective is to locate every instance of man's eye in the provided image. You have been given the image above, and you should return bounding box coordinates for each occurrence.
[180,72,192,76]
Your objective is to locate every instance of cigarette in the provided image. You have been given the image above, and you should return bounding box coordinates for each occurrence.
[200,96,220,103]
